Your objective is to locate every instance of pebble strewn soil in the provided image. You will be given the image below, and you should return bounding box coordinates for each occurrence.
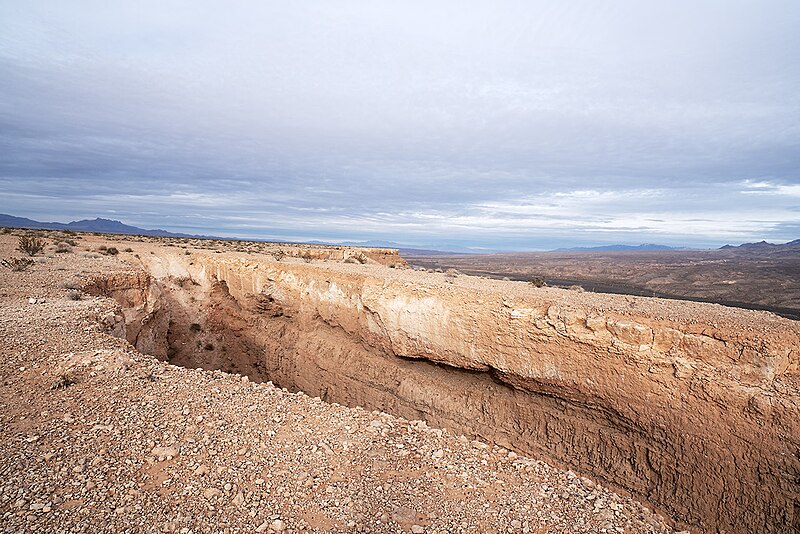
[0,233,676,533]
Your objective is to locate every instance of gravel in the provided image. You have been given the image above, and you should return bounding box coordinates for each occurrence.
[0,234,676,533]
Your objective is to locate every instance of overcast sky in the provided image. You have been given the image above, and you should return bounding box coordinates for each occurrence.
[1,1,799,250]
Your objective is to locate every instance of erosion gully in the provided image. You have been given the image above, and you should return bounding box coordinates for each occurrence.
[82,252,800,534]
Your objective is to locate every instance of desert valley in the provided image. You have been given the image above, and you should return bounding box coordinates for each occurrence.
[405,241,800,320]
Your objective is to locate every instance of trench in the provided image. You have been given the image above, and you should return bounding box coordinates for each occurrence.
[83,268,800,534]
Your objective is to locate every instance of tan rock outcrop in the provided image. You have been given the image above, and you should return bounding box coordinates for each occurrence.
[102,251,799,533]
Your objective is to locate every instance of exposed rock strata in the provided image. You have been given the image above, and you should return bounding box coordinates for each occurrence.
[0,233,675,534]
[98,252,800,533]
[83,272,170,358]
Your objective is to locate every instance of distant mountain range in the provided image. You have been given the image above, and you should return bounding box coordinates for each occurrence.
[0,213,197,238]
[554,240,800,253]
[0,214,471,253]
[552,243,682,252]
[719,239,800,252]
[3,213,796,255]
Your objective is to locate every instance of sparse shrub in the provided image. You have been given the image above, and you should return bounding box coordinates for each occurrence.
[346,253,368,264]
[189,323,202,332]
[99,247,119,256]
[1,257,35,271]
[444,268,459,283]
[51,373,75,390]
[204,342,214,351]
[301,253,313,263]
[528,276,547,288]
[1,228,11,234]
[184,250,191,255]
[62,238,78,246]
[61,280,80,290]
[66,289,82,300]
[62,229,76,235]
[124,247,133,252]
[17,236,45,256]
[272,250,286,261]
[98,245,107,251]
[173,276,196,287]
[55,242,72,253]
[568,285,585,292]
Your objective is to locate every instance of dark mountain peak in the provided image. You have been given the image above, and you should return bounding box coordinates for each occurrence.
[65,218,140,232]
[719,239,800,252]
[723,240,773,250]
[73,217,121,224]
[0,213,194,238]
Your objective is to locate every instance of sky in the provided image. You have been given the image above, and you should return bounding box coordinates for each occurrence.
[1,1,799,251]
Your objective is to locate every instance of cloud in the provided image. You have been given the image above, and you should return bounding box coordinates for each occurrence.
[740,180,800,197]
[0,1,799,249]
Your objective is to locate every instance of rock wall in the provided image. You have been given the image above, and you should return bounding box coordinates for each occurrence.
[82,272,171,359]
[110,254,800,533]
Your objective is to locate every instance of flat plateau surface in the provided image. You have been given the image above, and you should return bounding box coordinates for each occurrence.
[0,233,675,533]
[404,248,800,319]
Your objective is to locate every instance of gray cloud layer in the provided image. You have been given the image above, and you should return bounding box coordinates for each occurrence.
[1,1,799,249]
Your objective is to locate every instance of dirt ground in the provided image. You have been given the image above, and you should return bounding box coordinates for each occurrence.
[0,230,677,534]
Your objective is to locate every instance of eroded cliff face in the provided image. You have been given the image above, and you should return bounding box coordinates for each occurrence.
[93,252,800,533]
[82,272,170,359]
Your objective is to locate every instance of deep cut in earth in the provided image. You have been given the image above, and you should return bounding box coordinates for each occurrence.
[2,232,798,533]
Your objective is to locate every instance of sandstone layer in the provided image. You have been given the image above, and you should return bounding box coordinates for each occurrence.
[81,242,800,533]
